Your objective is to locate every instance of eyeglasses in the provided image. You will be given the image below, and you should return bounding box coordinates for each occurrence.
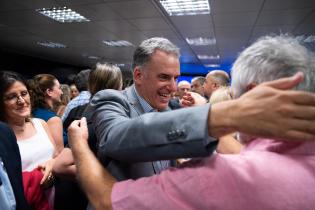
[3,90,30,103]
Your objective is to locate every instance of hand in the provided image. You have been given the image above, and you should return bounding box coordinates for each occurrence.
[68,117,89,148]
[209,72,315,140]
[38,158,55,185]
[181,92,207,107]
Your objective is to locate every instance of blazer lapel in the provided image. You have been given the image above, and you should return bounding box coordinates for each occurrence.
[124,85,145,115]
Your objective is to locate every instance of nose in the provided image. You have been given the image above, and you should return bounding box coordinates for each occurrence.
[170,78,177,92]
[17,95,25,103]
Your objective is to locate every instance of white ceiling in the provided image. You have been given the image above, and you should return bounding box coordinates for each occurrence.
[0,0,314,73]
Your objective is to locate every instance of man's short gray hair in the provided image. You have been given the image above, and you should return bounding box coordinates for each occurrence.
[231,35,315,98]
[191,76,206,85]
[132,37,180,70]
[207,70,230,86]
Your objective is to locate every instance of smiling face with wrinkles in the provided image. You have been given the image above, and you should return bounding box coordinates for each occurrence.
[134,50,180,111]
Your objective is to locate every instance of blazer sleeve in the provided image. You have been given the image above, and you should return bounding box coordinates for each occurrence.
[0,122,30,210]
[89,90,217,163]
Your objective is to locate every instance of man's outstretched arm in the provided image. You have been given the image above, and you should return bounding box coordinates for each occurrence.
[208,72,315,140]
[68,118,115,210]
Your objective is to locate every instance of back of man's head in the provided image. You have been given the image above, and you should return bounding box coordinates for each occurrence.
[75,69,91,92]
[132,37,180,70]
[231,35,315,98]
[207,70,230,86]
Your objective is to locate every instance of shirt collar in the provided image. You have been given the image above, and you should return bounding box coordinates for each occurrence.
[133,86,156,113]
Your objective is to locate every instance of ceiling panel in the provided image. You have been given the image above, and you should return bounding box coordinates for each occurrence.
[170,15,213,30]
[129,17,171,30]
[213,12,258,27]
[256,9,312,26]
[211,0,263,14]
[0,0,314,74]
[106,0,161,19]
[263,0,315,11]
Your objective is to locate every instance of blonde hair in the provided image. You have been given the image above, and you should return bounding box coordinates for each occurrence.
[209,86,232,104]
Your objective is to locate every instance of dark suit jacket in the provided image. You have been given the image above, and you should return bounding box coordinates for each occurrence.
[86,85,218,181]
[0,122,30,210]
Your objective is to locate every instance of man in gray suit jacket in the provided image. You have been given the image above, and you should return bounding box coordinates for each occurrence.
[86,37,217,180]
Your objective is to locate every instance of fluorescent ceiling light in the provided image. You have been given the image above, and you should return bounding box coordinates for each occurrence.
[102,40,134,47]
[186,37,216,46]
[37,41,66,48]
[36,6,90,23]
[88,56,100,60]
[160,0,210,16]
[116,64,125,67]
[204,64,220,68]
[198,54,220,60]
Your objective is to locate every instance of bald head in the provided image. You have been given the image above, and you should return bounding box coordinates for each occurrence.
[203,70,230,98]
[177,80,191,99]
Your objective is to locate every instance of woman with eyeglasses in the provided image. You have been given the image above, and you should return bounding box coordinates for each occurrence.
[0,71,58,210]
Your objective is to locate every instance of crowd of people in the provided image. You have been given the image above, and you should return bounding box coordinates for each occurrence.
[0,35,315,210]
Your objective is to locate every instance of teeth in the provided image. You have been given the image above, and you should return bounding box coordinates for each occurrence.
[160,93,169,97]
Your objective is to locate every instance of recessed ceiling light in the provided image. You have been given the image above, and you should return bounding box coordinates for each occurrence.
[186,37,216,46]
[198,54,220,60]
[88,56,100,60]
[204,64,220,68]
[160,0,210,16]
[36,6,90,23]
[102,40,134,47]
[116,63,125,67]
[37,41,66,48]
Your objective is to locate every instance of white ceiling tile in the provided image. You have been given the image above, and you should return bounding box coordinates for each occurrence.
[129,18,170,30]
[263,0,315,11]
[170,15,213,30]
[106,0,161,19]
[142,30,179,39]
[211,0,264,14]
[213,12,258,27]
[72,3,122,21]
[257,9,312,26]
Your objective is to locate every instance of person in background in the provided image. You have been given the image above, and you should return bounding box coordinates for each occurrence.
[69,84,79,100]
[191,76,206,97]
[62,69,91,122]
[28,74,65,153]
[203,70,230,99]
[55,62,123,210]
[177,80,191,99]
[69,35,315,210]
[54,84,71,117]
[209,86,242,154]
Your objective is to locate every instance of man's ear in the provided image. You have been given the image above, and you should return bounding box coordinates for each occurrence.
[133,67,143,85]
[246,82,257,91]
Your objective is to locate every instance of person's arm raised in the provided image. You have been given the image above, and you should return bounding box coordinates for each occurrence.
[208,72,315,140]
[68,118,115,210]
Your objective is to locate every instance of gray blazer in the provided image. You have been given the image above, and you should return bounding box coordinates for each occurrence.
[86,85,217,180]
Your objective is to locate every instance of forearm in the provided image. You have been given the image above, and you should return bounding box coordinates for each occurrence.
[72,140,116,210]
[53,148,77,180]
[208,100,238,138]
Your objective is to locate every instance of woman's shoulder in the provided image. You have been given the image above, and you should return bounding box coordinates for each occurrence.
[33,108,57,121]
